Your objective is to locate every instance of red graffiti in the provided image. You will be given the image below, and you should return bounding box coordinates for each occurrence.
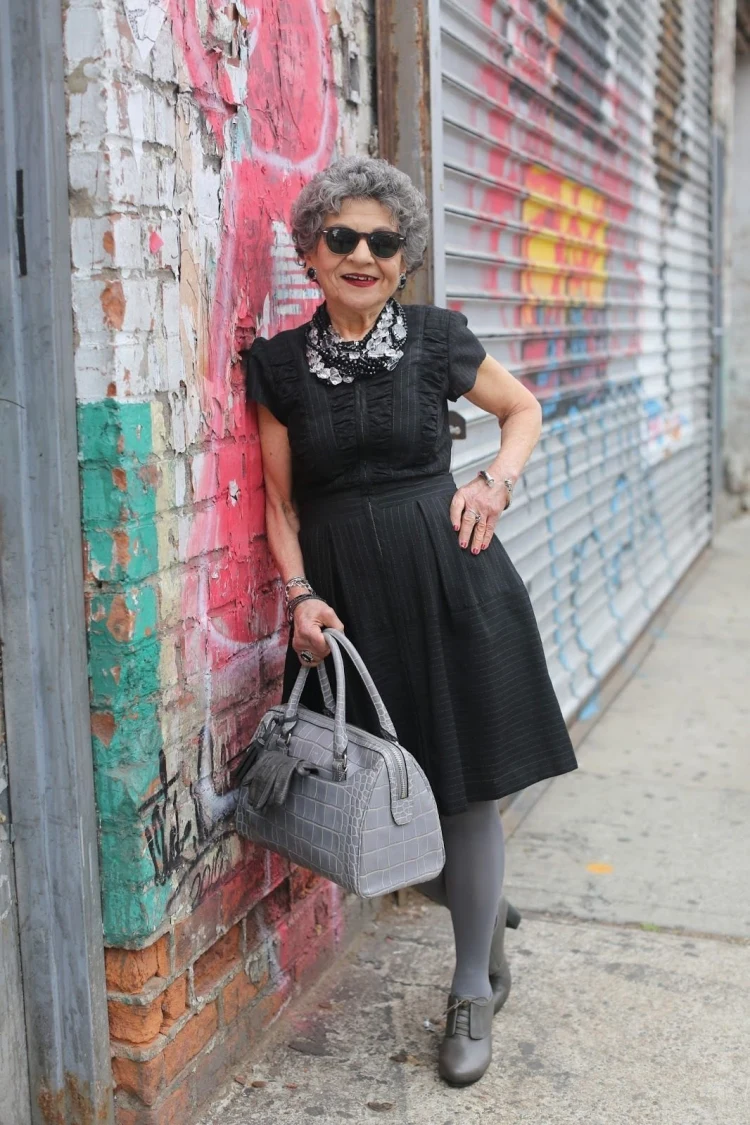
[169,1,337,700]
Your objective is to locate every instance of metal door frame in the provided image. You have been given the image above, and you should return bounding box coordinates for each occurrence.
[0,0,113,1120]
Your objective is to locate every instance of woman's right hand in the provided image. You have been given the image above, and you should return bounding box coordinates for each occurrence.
[291,599,344,666]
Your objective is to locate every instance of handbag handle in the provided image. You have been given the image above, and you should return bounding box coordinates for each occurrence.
[282,628,399,779]
[323,629,398,742]
[284,660,336,717]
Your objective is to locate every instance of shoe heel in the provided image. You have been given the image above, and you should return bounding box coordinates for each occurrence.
[505,903,522,930]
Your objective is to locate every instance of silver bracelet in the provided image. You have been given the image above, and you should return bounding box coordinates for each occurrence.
[284,575,313,598]
[478,470,514,508]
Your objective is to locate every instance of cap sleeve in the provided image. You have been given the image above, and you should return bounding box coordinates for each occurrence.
[245,338,289,425]
[447,310,486,401]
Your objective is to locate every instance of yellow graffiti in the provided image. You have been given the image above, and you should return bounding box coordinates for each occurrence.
[521,165,608,304]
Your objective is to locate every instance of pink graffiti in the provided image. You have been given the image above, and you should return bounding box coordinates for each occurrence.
[169,1,337,712]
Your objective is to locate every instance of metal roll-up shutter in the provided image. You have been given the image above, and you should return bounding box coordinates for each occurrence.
[429,0,715,719]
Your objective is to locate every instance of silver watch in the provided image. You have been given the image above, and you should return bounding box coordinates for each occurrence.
[478,470,514,508]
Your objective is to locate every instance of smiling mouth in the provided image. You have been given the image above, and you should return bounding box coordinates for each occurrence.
[341,274,378,286]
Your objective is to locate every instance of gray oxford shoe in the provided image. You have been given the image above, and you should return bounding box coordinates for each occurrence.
[416,879,522,1017]
[438,995,494,1086]
[490,898,522,1015]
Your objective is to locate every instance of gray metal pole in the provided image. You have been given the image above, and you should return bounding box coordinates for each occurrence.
[0,0,114,1120]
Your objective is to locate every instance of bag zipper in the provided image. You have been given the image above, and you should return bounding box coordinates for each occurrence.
[394,746,408,800]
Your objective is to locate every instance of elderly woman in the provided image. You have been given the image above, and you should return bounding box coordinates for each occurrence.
[245,156,577,1085]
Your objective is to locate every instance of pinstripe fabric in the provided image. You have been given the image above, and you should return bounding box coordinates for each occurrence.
[246,305,577,816]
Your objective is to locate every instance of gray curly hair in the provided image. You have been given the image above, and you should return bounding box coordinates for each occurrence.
[291,156,430,274]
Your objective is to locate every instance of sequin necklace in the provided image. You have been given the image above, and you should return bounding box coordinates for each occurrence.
[305,298,408,386]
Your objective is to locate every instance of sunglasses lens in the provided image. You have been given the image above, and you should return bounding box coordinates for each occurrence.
[324,227,359,255]
[369,232,402,258]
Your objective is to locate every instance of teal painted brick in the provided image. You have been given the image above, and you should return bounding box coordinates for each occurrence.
[79,400,169,946]
[86,519,159,582]
[91,702,162,769]
[88,587,160,709]
[81,463,157,524]
[89,586,159,645]
[78,399,153,465]
[101,877,171,946]
[89,650,160,712]
[99,824,158,884]
[93,760,162,825]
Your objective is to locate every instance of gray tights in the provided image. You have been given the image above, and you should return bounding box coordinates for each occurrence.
[419,800,505,1000]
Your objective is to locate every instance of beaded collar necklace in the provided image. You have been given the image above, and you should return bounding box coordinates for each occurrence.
[305,298,408,386]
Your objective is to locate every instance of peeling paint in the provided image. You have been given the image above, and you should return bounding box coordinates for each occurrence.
[68,0,374,949]
[121,0,169,60]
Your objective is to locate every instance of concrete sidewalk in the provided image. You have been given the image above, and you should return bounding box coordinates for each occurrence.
[199,517,750,1125]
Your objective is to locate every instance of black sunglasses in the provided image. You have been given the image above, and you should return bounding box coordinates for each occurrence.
[320,226,406,259]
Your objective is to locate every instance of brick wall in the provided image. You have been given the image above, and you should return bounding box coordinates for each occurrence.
[106,868,367,1123]
[63,0,376,1119]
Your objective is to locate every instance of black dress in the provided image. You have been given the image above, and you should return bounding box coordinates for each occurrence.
[246,304,577,816]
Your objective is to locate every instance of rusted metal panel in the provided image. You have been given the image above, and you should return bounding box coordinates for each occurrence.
[0,0,114,1120]
[0,653,31,1125]
[426,0,715,719]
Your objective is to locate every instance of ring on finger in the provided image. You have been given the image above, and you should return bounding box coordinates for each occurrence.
[300,650,315,664]
[465,507,481,522]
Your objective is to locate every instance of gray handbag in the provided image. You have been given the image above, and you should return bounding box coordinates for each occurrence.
[235,629,445,898]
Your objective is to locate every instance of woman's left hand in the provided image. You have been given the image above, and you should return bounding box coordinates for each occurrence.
[450,478,509,553]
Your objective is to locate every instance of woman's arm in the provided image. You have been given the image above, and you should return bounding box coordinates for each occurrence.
[256,404,344,663]
[449,354,542,554]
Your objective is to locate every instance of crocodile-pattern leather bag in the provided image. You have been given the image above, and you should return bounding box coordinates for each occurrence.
[235,629,445,898]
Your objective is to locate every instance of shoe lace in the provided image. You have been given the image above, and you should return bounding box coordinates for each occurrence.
[450,999,471,1037]
[423,995,482,1035]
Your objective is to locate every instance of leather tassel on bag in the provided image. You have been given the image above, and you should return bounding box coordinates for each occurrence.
[238,722,318,810]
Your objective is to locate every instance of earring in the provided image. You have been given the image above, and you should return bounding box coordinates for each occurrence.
[398,273,407,290]
[306,266,318,281]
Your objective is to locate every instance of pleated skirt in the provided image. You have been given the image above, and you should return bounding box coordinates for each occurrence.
[283,473,577,816]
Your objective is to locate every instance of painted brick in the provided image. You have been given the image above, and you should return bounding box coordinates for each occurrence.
[78,399,153,464]
[221,967,262,1025]
[276,884,333,974]
[217,858,269,929]
[189,1034,238,1112]
[256,972,294,1030]
[173,892,222,972]
[293,924,337,989]
[85,519,160,583]
[91,699,162,769]
[206,553,251,610]
[70,216,113,273]
[290,865,324,904]
[88,586,158,647]
[68,0,377,1114]
[63,5,103,65]
[163,1002,218,1084]
[250,585,286,640]
[96,765,161,835]
[101,879,171,949]
[193,924,241,997]
[81,463,157,524]
[262,878,292,927]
